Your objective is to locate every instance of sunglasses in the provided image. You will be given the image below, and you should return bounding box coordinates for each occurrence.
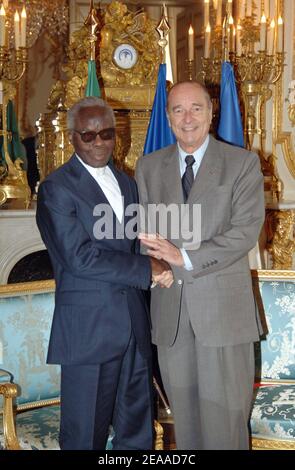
[74,127,115,143]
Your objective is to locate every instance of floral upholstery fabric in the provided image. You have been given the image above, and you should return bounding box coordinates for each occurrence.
[0,405,60,450]
[0,287,114,450]
[0,405,113,450]
[0,291,60,405]
[0,288,60,449]
[256,279,295,381]
[251,384,295,441]
[250,275,295,444]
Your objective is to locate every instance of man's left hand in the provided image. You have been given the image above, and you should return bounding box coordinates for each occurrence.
[139,233,184,267]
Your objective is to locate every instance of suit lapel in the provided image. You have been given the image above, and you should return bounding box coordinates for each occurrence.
[108,162,130,224]
[187,135,223,203]
[67,154,113,209]
[162,145,184,204]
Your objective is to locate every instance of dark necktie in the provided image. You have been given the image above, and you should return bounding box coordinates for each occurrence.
[182,154,195,201]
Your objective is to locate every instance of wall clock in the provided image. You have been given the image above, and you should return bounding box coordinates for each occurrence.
[113,44,138,70]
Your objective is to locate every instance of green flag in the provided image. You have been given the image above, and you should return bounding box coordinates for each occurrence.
[0,100,27,169]
[85,60,101,97]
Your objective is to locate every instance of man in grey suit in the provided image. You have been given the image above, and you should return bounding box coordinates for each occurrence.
[135,81,265,450]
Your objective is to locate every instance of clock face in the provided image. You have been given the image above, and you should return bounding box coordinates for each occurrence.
[113,44,138,70]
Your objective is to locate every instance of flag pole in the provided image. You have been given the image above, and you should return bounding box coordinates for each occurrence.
[84,1,99,61]
[143,5,175,155]
[84,1,101,97]
[156,5,171,64]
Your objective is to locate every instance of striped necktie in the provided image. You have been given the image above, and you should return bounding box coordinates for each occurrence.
[182,154,195,201]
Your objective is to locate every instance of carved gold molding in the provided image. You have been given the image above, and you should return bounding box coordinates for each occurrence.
[251,268,295,279]
[0,279,55,296]
[252,437,295,450]
[265,209,295,270]
[274,0,295,179]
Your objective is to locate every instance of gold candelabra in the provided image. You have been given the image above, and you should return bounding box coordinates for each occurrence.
[0,1,29,208]
[0,81,31,208]
[0,47,28,82]
[0,0,69,208]
[201,0,284,202]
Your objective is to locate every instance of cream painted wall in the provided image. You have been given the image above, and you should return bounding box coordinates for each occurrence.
[19,34,61,137]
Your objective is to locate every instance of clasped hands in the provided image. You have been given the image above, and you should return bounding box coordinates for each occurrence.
[140,233,184,289]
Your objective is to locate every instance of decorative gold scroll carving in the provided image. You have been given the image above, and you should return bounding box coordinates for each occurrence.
[266,209,295,270]
[275,0,295,179]
[37,1,160,179]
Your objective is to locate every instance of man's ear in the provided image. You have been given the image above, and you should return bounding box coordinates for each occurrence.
[166,111,171,128]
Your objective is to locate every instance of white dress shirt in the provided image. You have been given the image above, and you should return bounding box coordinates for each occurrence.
[178,135,209,179]
[76,154,123,223]
[177,135,209,271]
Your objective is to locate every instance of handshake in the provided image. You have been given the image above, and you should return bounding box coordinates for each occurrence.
[150,257,174,289]
[140,232,185,289]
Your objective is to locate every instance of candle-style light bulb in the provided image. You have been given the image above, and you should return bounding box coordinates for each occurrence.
[14,10,20,49]
[21,6,26,48]
[260,14,267,51]
[188,25,194,61]
[277,16,284,53]
[0,5,6,47]
[204,0,209,29]
[267,19,275,55]
[204,22,211,58]
[236,22,242,56]
[229,15,234,53]
[216,0,222,26]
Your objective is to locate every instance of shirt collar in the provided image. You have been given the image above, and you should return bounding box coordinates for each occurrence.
[75,153,106,176]
[178,134,209,164]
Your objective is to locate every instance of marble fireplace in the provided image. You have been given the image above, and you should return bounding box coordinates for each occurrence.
[0,206,52,285]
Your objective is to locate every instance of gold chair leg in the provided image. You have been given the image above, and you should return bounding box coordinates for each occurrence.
[0,383,21,450]
[154,420,164,450]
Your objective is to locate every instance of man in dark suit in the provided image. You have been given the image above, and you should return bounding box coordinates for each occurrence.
[135,81,265,449]
[36,96,173,450]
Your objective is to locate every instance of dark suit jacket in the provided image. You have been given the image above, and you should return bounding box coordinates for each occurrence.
[36,155,151,365]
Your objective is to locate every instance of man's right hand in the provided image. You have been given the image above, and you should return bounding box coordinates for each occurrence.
[150,257,174,288]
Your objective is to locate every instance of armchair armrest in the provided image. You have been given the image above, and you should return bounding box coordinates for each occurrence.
[0,377,21,450]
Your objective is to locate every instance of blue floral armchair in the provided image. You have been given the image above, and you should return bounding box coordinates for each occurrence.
[0,280,60,450]
[251,270,295,450]
[0,280,163,450]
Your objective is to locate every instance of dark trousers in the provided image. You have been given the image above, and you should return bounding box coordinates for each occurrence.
[59,333,154,450]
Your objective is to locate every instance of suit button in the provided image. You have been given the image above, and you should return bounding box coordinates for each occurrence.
[177,280,183,285]
[121,290,126,295]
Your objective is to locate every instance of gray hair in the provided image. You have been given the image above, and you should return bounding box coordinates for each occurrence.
[67,96,116,130]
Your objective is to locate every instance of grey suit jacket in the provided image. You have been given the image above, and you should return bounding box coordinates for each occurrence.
[135,135,265,348]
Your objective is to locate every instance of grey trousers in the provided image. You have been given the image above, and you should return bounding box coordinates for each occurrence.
[157,304,255,450]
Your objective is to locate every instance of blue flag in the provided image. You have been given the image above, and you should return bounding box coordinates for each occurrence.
[143,63,175,155]
[85,60,101,97]
[217,61,244,148]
